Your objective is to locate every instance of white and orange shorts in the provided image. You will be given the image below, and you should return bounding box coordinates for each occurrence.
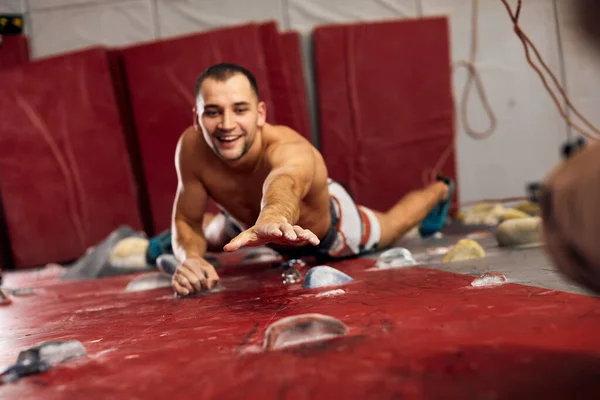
[320,179,381,258]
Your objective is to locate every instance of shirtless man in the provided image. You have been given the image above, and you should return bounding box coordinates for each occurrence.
[170,63,451,296]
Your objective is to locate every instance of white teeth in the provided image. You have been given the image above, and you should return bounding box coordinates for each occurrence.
[218,135,239,142]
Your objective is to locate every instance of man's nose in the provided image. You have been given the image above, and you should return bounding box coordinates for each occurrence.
[219,110,235,131]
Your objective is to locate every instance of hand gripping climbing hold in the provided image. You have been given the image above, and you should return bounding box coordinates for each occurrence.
[263,313,348,351]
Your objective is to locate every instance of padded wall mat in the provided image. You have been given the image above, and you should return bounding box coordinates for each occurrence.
[259,22,297,133]
[120,24,275,232]
[1,258,600,398]
[0,34,29,69]
[281,31,312,141]
[314,17,457,212]
[0,47,143,269]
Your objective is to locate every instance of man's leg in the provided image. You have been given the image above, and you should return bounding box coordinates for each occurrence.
[372,181,449,249]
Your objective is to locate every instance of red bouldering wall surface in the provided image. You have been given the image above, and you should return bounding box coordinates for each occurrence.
[0,48,143,269]
[0,35,29,70]
[1,258,600,398]
[314,17,458,212]
[120,24,275,233]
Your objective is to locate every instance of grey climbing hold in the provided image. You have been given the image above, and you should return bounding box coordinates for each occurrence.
[156,254,178,275]
[125,272,172,292]
[1,340,87,383]
[263,313,348,351]
[471,272,508,287]
[375,247,417,269]
[302,265,353,289]
[61,225,153,280]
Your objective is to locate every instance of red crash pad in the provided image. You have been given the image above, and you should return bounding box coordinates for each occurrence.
[0,34,29,69]
[120,24,275,233]
[314,17,458,212]
[0,47,143,269]
[259,22,297,133]
[1,259,600,398]
[281,31,312,141]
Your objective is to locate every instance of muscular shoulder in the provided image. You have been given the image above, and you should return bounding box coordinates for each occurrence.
[262,124,314,164]
[175,126,208,179]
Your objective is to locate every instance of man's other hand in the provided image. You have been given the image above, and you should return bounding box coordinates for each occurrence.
[223,221,320,252]
[172,257,219,296]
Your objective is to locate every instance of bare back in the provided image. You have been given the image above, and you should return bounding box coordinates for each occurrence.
[179,123,332,241]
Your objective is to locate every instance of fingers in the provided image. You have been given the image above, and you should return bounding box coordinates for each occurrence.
[223,231,256,252]
[176,264,203,292]
[292,225,320,246]
[172,274,191,296]
[204,265,220,290]
[281,223,297,241]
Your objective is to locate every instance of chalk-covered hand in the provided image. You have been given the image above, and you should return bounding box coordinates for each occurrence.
[223,219,320,252]
[172,257,219,296]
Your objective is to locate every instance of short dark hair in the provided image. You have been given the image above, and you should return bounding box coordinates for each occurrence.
[195,63,259,100]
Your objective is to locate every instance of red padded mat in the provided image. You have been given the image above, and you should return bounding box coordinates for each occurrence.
[281,31,312,141]
[1,259,600,398]
[120,24,275,232]
[0,48,143,269]
[314,17,458,212]
[0,34,29,69]
[259,22,296,131]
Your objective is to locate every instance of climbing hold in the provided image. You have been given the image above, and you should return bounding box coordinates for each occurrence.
[500,208,531,221]
[375,247,418,269]
[0,288,11,305]
[156,254,178,275]
[513,201,540,216]
[263,313,348,351]
[125,272,172,292]
[280,259,307,285]
[1,340,87,383]
[108,237,149,268]
[315,289,346,298]
[495,217,542,247]
[442,239,486,263]
[471,272,507,287]
[302,266,353,289]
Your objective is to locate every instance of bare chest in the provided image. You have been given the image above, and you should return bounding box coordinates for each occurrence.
[203,170,268,226]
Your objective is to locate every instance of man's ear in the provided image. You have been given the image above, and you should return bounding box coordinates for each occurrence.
[257,101,267,127]
[192,106,200,131]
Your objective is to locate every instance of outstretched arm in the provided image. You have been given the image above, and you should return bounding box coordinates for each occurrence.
[223,138,320,251]
[171,133,219,295]
[258,140,315,225]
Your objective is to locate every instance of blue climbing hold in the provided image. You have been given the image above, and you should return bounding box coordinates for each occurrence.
[419,175,455,238]
[302,265,353,289]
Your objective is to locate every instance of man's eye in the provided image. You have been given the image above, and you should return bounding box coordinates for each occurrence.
[205,110,218,117]
[235,108,248,114]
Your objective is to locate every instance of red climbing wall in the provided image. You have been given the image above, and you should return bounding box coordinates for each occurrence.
[2,258,600,398]
[280,31,312,141]
[0,34,29,69]
[314,17,458,212]
[0,47,143,269]
[120,24,275,233]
